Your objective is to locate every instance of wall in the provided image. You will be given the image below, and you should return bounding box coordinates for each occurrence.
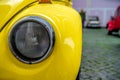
[72,0,120,27]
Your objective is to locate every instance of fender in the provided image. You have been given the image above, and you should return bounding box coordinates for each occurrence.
[0,0,37,31]
[0,1,82,80]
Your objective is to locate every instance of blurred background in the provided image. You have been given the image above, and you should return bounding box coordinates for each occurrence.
[72,1,120,80]
[72,0,120,27]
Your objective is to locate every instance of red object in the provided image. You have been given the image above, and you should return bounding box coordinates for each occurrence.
[107,20,115,31]
[107,6,120,31]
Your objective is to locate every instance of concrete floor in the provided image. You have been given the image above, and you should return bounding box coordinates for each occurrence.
[79,28,120,80]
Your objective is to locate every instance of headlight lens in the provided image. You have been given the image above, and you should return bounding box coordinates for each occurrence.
[9,16,55,64]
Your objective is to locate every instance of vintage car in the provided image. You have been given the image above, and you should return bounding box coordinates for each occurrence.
[107,6,120,35]
[86,16,101,28]
[0,0,82,80]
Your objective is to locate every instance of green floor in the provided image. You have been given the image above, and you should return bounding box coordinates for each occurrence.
[79,28,120,80]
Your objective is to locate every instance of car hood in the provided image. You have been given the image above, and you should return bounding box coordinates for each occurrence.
[0,0,37,31]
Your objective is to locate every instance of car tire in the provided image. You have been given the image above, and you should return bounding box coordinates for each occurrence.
[107,31,112,35]
[118,30,120,35]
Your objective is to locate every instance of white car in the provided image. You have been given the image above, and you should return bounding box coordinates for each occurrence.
[86,16,101,28]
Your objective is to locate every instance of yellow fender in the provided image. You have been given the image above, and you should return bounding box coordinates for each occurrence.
[0,1,82,80]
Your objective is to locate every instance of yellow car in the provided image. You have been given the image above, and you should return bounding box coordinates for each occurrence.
[0,0,82,80]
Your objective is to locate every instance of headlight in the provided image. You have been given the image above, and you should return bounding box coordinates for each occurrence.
[9,16,55,64]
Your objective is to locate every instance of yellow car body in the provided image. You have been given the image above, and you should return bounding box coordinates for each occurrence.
[0,0,82,80]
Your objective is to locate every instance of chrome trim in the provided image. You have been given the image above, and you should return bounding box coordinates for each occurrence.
[9,16,55,64]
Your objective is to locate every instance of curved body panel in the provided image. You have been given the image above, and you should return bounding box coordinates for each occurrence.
[0,0,37,30]
[0,1,82,80]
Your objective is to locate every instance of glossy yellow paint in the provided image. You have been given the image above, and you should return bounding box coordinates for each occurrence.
[52,0,72,6]
[0,1,82,80]
[0,0,37,30]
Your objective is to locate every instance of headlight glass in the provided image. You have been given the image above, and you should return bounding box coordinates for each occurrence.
[9,16,55,64]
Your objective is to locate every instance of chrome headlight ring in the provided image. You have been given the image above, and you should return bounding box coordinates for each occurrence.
[9,16,55,64]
